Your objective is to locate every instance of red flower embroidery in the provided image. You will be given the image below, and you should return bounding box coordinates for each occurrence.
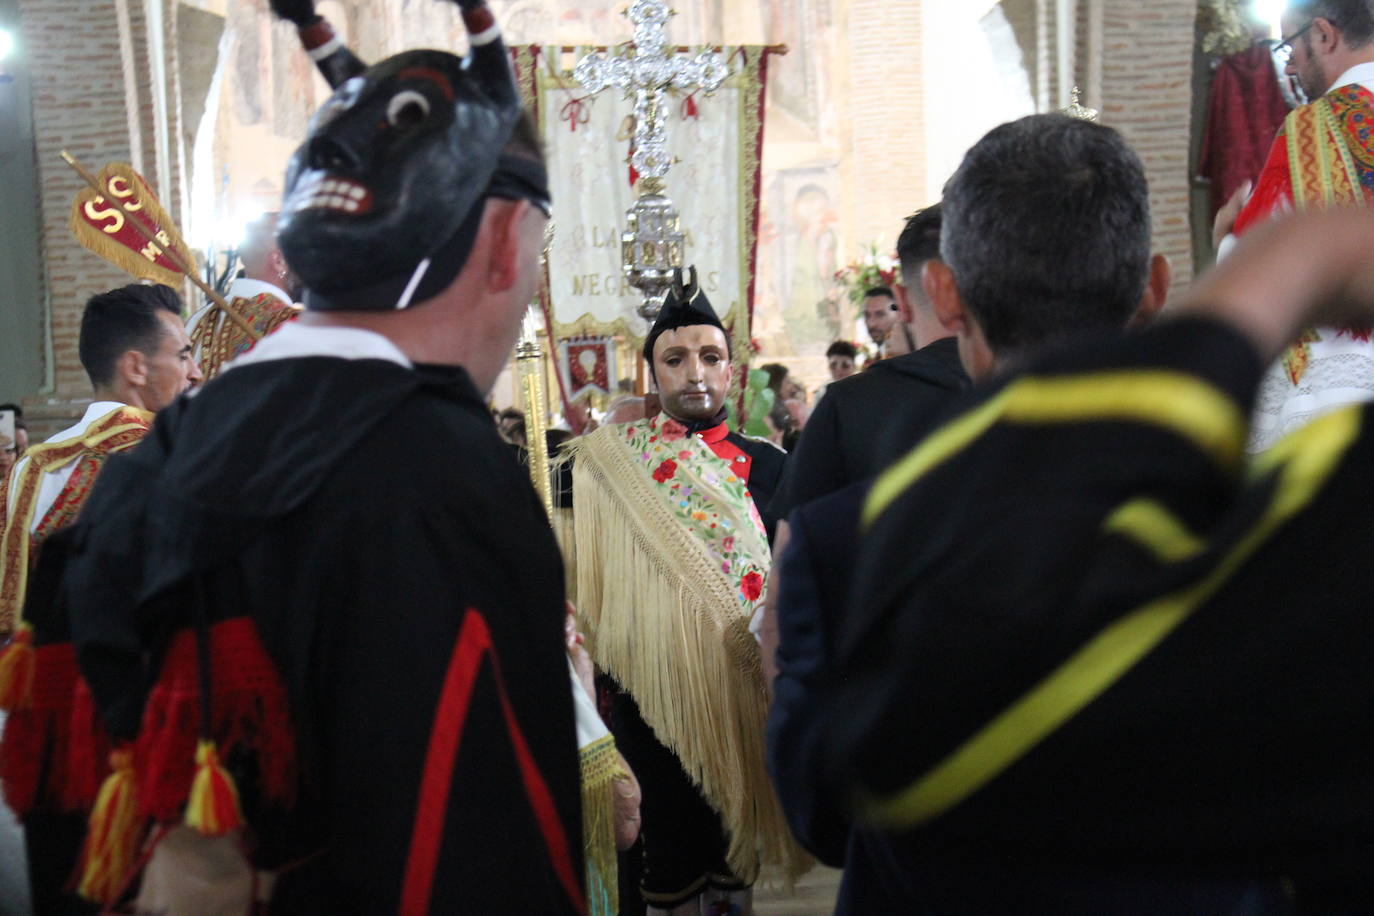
[741,571,764,602]
[652,459,678,483]
[678,450,693,461]
[722,536,735,552]
[661,419,687,441]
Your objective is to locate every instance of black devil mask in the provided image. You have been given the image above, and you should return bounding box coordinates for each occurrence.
[273,1,549,311]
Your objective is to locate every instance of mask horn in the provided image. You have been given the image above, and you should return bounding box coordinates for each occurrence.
[450,0,519,109]
[670,267,689,302]
[270,1,368,89]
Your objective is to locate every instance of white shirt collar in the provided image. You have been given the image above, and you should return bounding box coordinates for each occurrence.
[227,276,295,307]
[77,400,131,427]
[1328,61,1374,94]
[222,322,412,374]
[33,400,131,449]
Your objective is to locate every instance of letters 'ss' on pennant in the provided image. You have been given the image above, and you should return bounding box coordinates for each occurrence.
[68,162,197,287]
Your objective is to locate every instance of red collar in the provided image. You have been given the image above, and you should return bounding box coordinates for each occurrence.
[697,421,730,444]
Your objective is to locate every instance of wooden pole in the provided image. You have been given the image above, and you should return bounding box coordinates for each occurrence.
[517,310,554,517]
[60,150,261,342]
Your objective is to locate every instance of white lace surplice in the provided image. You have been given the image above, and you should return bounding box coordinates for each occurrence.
[1248,329,1374,453]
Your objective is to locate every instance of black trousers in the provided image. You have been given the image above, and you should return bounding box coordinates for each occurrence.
[610,691,746,909]
[23,810,97,916]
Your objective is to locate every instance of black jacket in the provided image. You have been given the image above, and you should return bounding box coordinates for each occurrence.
[768,337,967,520]
[62,357,584,915]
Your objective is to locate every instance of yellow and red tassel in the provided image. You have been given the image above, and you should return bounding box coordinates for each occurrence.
[183,739,243,836]
[0,624,36,713]
[76,747,141,904]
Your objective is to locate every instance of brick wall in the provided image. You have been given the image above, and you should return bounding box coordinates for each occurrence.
[994,0,1198,295]
[19,0,136,434]
[13,0,1201,431]
[843,0,925,247]
[1098,0,1197,294]
[16,0,192,438]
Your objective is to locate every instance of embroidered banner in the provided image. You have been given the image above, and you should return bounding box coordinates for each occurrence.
[510,45,773,368]
[67,162,198,288]
[559,336,616,403]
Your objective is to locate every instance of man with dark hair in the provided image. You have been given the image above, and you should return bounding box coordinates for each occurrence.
[830,210,1374,912]
[56,3,585,912]
[4,282,196,632]
[767,204,968,521]
[567,267,802,914]
[922,115,1169,379]
[765,115,1172,897]
[0,281,197,915]
[1222,0,1374,451]
[861,286,900,354]
[760,203,965,868]
[823,340,858,383]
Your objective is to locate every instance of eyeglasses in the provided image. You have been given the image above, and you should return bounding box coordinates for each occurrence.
[1276,21,1315,63]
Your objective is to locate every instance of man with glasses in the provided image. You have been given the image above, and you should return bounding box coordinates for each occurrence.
[1225,0,1374,451]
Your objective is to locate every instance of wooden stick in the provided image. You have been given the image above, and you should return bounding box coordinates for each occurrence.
[60,151,261,342]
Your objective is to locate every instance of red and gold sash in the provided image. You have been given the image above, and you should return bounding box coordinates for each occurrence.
[1235,85,1374,383]
[191,293,299,381]
[0,405,151,822]
[1286,83,1374,210]
[0,405,152,634]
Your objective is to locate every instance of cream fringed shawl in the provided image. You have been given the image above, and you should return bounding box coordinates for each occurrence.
[567,417,810,884]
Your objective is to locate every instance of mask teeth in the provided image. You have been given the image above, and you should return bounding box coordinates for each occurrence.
[289,174,372,214]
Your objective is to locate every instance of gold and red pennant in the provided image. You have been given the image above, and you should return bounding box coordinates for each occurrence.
[67,160,197,288]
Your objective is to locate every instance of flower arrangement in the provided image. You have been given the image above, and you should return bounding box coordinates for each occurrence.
[834,242,898,317]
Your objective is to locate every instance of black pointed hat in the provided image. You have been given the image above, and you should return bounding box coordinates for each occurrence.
[642,266,729,363]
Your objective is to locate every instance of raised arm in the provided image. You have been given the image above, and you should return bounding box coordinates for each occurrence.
[1184,208,1374,361]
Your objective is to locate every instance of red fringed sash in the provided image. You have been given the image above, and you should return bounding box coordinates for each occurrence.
[1,644,79,815]
[135,616,296,823]
[66,678,114,810]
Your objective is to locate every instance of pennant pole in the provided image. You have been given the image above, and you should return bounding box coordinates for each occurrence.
[516,308,554,517]
[60,151,261,342]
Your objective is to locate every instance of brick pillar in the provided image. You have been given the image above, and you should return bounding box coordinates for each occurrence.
[17,0,193,435]
[1097,0,1196,292]
[843,0,925,249]
[19,0,139,415]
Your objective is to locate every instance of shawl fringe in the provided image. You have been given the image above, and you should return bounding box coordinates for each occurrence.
[568,431,810,884]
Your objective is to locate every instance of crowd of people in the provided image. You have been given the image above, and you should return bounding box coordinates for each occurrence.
[3,0,1374,913]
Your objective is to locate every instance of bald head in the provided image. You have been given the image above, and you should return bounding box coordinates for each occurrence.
[238,212,296,293]
[604,396,646,425]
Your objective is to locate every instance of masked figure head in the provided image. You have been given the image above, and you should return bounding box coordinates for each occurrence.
[643,267,735,424]
[273,0,550,311]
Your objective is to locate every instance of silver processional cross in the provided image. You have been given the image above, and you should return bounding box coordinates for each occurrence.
[571,0,731,319]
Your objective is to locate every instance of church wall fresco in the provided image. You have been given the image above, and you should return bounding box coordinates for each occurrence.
[195,0,888,388]
[8,0,1198,423]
